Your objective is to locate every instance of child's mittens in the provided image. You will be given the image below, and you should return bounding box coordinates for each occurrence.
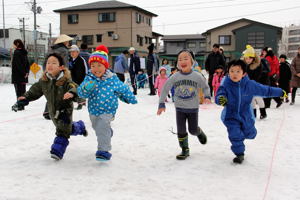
[218,96,227,106]
[83,80,96,91]
[12,99,29,112]
[281,90,288,99]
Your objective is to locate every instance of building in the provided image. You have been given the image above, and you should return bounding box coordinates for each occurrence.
[160,34,206,67]
[279,24,300,59]
[0,28,49,65]
[54,0,161,65]
[203,18,282,60]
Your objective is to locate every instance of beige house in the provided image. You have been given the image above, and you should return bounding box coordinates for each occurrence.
[54,0,160,63]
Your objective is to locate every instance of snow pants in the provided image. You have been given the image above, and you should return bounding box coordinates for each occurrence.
[224,119,257,155]
[90,114,114,151]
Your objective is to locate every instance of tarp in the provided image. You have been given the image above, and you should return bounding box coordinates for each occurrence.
[0,47,10,59]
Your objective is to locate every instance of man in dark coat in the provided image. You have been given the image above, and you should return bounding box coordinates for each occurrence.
[279,54,291,103]
[146,43,159,95]
[11,39,29,110]
[129,47,141,95]
[205,43,225,96]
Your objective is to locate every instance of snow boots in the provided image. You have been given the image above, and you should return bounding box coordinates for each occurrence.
[259,108,267,119]
[176,136,190,160]
[95,150,112,161]
[233,154,244,164]
[197,127,207,145]
[71,120,88,137]
[50,136,69,160]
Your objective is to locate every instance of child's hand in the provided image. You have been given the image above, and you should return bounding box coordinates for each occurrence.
[63,92,74,100]
[18,96,26,101]
[84,80,96,91]
[281,90,288,99]
[218,96,227,106]
[203,98,211,104]
[157,108,166,115]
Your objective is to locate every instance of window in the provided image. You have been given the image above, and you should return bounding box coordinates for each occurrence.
[289,29,300,36]
[146,18,151,26]
[247,32,265,48]
[82,35,93,45]
[136,12,141,23]
[145,37,148,44]
[98,12,115,22]
[199,42,206,47]
[68,14,79,24]
[0,29,9,38]
[219,35,231,45]
[68,34,77,45]
[107,31,114,37]
[288,37,300,43]
[288,45,299,51]
[187,42,196,48]
[96,34,102,42]
[136,35,143,46]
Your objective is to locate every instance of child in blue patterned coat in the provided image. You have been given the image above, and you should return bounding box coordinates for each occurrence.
[215,60,286,164]
[78,45,137,161]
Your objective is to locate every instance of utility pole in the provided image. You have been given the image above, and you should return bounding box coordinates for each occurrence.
[48,23,52,50]
[19,18,26,47]
[31,0,42,64]
[2,0,6,49]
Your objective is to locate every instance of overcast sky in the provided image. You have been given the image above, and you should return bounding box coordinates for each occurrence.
[2,0,300,37]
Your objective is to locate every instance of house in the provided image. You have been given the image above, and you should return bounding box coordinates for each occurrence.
[160,34,206,67]
[279,24,300,59]
[203,18,282,60]
[54,0,161,65]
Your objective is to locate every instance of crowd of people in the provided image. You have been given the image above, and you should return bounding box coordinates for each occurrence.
[10,34,300,164]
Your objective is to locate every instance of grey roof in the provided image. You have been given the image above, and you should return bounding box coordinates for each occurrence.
[54,0,157,17]
[162,34,205,41]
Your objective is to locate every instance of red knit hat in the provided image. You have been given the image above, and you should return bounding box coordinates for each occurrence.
[88,45,110,68]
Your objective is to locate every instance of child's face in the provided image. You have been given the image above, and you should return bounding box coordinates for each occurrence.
[46,56,64,76]
[160,69,166,75]
[163,59,168,65]
[280,58,286,63]
[178,52,193,73]
[215,68,223,75]
[91,62,106,78]
[229,65,245,82]
[244,57,254,64]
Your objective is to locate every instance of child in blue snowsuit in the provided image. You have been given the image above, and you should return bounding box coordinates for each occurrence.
[215,59,286,164]
[137,70,147,89]
[78,45,137,161]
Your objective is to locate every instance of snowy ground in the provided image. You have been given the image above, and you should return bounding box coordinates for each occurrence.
[0,83,299,200]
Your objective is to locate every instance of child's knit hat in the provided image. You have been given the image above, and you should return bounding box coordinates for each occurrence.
[242,45,255,58]
[88,45,109,68]
[159,67,167,73]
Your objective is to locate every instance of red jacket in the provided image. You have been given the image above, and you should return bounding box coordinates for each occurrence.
[266,56,279,77]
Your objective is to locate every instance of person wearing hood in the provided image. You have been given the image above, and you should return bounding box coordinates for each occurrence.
[146,43,159,95]
[11,39,30,111]
[154,67,168,99]
[43,34,73,119]
[78,45,137,161]
[114,50,129,82]
[290,47,300,105]
[242,45,267,119]
[278,54,291,103]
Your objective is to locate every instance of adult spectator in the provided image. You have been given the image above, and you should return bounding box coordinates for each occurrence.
[264,47,282,108]
[146,43,159,95]
[114,50,129,82]
[11,39,29,111]
[290,47,300,105]
[129,47,141,95]
[79,43,91,65]
[205,43,225,96]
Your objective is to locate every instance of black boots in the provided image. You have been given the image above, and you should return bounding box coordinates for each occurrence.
[259,108,267,119]
[233,154,244,164]
[197,127,207,145]
[176,136,190,160]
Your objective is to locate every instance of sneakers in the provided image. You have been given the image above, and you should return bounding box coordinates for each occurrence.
[96,151,112,161]
[233,154,244,164]
[197,127,207,145]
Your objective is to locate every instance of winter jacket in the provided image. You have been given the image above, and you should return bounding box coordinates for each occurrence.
[205,51,225,75]
[216,75,283,124]
[114,53,128,74]
[129,52,141,75]
[11,48,30,84]
[154,74,168,96]
[265,55,279,77]
[290,54,300,88]
[69,56,88,85]
[212,72,224,95]
[23,69,77,138]
[78,70,137,116]
[279,61,291,92]
[146,53,159,76]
